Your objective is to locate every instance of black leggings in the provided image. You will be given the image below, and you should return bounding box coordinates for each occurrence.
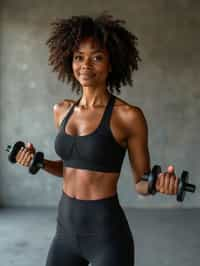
[45,190,135,266]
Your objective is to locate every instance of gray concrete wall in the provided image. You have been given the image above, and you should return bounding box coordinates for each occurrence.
[0,0,199,207]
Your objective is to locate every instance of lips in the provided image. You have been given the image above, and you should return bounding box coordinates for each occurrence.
[80,73,95,79]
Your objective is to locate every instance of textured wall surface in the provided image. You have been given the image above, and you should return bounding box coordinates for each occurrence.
[0,0,199,207]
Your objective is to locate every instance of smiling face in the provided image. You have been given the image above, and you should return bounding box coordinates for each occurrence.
[72,37,111,89]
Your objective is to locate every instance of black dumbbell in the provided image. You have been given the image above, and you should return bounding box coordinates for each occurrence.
[141,165,196,202]
[177,170,196,202]
[5,141,45,174]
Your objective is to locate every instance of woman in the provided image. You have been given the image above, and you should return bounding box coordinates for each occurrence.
[16,13,179,266]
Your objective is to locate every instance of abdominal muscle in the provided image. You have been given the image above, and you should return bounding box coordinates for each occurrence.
[62,167,120,200]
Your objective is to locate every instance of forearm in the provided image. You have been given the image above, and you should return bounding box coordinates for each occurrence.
[42,159,63,177]
[136,180,151,196]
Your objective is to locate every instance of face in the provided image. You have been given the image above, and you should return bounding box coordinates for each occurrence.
[72,37,111,88]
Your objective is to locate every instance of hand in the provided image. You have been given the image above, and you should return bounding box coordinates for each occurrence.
[16,142,36,167]
[155,165,179,195]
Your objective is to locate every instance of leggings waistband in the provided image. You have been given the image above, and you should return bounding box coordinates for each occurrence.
[61,189,120,206]
[57,190,127,236]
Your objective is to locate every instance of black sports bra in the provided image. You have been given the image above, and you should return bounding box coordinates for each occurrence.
[54,94,127,173]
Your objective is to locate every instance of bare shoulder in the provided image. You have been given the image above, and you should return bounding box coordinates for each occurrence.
[114,96,148,136]
[53,98,75,129]
[114,95,145,119]
[53,98,75,111]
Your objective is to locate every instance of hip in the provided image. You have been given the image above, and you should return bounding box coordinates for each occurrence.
[56,190,133,238]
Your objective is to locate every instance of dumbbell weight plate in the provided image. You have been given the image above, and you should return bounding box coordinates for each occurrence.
[8,141,25,163]
[177,171,188,202]
[149,165,162,194]
[29,152,44,174]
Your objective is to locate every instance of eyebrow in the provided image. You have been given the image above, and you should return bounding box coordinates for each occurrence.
[74,49,105,54]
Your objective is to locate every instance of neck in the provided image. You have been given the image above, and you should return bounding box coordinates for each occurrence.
[79,87,111,108]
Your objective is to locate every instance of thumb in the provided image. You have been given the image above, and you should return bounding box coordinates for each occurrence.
[167,165,175,174]
[26,142,35,152]
[26,142,33,148]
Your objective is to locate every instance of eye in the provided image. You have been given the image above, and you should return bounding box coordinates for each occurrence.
[73,55,83,61]
[93,55,103,61]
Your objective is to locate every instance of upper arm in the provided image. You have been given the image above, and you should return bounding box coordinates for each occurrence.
[53,99,71,129]
[126,106,151,185]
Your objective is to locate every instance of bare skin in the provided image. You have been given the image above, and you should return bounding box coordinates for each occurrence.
[16,37,179,200]
[53,95,148,200]
[55,37,152,199]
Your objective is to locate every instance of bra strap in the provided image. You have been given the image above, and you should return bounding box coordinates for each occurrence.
[99,94,115,132]
[59,97,81,129]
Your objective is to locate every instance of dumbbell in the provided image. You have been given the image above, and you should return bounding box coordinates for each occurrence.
[5,141,45,174]
[141,165,196,202]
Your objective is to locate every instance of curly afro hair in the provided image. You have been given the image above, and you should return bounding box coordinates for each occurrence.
[46,13,141,95]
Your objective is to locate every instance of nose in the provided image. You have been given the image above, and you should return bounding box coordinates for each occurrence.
[81,57,93,69]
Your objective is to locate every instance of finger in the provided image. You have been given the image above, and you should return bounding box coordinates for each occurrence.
[155,177,160,191]
[169,176,176,194]
[23,151,34,166]
[17,148,27,163]
[174,176,179,194]
[19,149,31,165]
[21,151,32,166]
[164,172,170,194]
[16,147,24,161]
[23,153,34,167]
[159,173,165,193]
[24,155,33,167]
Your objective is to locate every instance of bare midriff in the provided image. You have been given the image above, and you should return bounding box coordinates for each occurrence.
[63,167,120,200]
